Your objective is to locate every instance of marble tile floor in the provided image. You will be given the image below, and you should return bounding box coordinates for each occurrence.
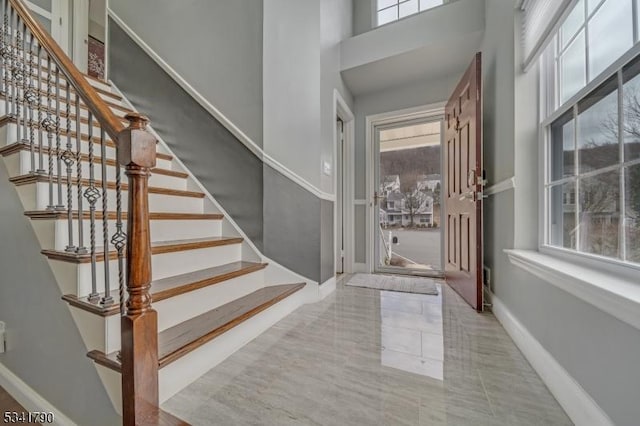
[163,275,572,425]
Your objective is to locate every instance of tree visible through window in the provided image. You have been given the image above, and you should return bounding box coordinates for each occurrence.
[376,0,444,26]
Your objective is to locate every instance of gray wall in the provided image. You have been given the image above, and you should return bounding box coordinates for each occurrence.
[109,19,332,284]
[108,0,263,147]
[482,1,640,425]
[0,162,119,425]
[263,167,332,283]
[108,19,265,250]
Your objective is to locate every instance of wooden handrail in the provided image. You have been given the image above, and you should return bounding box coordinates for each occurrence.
[9,0,124,141]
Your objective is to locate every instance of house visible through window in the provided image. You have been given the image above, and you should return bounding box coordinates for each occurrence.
[543,0,640,266]
[376,0,444,26]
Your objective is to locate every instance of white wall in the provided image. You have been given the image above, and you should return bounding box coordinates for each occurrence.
[109,0,264,147]
[321,0,354,193]
[263,0,322,189]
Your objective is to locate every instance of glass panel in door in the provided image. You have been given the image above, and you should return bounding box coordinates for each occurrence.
[375,119,443,274]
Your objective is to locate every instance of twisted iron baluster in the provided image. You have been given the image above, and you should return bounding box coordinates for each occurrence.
[12,22,23,144]
[43,57,55,210]
[1,1,9,118]
[36,44,43,173]
[111,149,127,315]
[54,66,63,210]
[100,127,113,306]
[0,0,5,104]
[63,79,75,252]
[24,30,36,173]
[20,22,27,146]
[75,93,87,254]
[84,112,100,302]
[8,6,14,119]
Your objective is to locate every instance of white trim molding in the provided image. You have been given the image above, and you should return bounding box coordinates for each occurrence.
[0,363,76,426]
[107,10,334,202]
[505,249,640,331]
[491,294,614,426]
[484,176,515,196]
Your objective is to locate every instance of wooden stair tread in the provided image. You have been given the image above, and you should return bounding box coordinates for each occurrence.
[0,142,183,177]
[0,140,173,162]
[63,261,268,316]
[9,173,203,198]
[0,116,152,151]
[0,90,130,115]
[87,283,305,371]
[43,236,243,263]
[25,210,223,220]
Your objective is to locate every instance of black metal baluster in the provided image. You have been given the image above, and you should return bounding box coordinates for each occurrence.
[25,29,35,173]
[12,22,23,144]
[0,0,5,106]
[20,22,27,146]
[54,66,63,210]
[36,44,43,173]
[1,1,9,119]
[75,93,87,254]
[8,6,14,120]
[44,57,55,209]
[100,127,113,306]
[84,112,100,302]
[63,79,75,252]
[111,149,126,315]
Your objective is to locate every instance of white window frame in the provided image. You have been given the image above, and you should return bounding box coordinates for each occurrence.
[539,0,640,278]
[374,0,444,28]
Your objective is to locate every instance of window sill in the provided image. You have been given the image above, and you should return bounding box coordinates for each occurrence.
[504,249,640,331]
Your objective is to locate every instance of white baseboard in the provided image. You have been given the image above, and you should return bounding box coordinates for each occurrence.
[319,276,337,300]
[491,295,613,426]
[0,363,76,426]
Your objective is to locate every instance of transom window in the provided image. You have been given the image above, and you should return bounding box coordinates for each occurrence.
[376,0,443,26]
[543,0,640,267]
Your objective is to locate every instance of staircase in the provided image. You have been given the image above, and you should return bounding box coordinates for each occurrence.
[0,1,312,424]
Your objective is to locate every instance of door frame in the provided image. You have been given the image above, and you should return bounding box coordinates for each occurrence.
[365,102,446,275]
[71,0,90,73]
[24,0,70,54]
[334,89,355,274]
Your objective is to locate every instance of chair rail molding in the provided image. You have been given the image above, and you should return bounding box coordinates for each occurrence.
[484,176,515,196]
[107,10,335,203]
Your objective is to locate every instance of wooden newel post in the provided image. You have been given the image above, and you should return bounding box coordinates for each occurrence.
[118,112,159,425]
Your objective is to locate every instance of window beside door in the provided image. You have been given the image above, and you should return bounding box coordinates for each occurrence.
[542,0,640,267]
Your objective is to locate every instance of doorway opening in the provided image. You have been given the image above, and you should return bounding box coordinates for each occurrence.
[374,117,444,276]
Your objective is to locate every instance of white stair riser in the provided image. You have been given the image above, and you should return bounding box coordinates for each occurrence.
[48,242,242,297]
[158,290,306,403]
[0,102,126,122]
[5,151,184,190]
[31,217,222,251]
[95,271,267,354]
[15,182,203,212]
[156,270,265,332]
[1,123,118,158]
[68,308,120,355]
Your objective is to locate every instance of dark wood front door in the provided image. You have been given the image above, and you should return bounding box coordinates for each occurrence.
[444,53,483,311]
